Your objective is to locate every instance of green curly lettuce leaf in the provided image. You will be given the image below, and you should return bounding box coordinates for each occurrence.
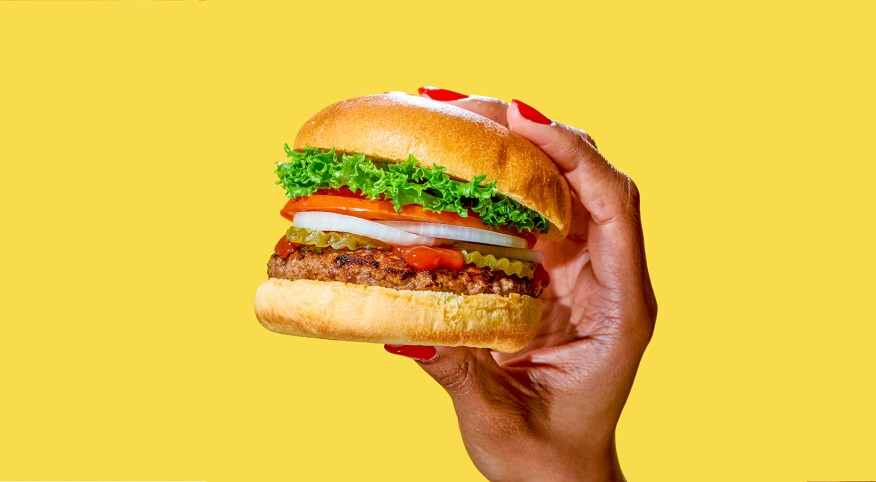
[275,146,549,233]
[285,226,390,250]
[461,251,535,279]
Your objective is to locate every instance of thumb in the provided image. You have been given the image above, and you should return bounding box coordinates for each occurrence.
[384,344,506,402]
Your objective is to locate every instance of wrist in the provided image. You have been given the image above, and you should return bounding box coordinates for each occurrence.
[581,438,624,482]
[490,437,623,482]
[552,440,623,482]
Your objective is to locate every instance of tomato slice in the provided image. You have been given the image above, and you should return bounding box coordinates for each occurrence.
[282,195,491,230]
[280,192,540,247]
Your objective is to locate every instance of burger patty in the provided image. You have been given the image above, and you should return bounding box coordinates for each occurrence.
[267,247,545,298]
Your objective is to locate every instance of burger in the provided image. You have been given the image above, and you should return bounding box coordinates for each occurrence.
[254,93,571,352]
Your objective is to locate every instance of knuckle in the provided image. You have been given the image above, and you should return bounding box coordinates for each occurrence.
[544,138,586,169]
[635,287,658,347]
[551,124,595,166]
[624,175,641,210]
[437,356,478,396]
[584,133,598,149]
[619,175,642,227]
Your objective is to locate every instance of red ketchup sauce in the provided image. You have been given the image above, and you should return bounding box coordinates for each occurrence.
[531,264,550,287]
[274,236,299,258]
[393,246,464,271]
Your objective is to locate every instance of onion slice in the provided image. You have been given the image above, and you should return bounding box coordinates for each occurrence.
[293,212,440,247]
[377,221,528,249]
[451,241,544,264]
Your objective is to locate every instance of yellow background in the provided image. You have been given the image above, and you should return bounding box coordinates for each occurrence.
[1,1,873,480]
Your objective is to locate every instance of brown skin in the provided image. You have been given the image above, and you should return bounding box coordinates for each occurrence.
[390,92,657,481]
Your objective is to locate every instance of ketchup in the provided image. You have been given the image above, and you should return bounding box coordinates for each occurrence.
[274,236,299,258]
[517,230,539,249]
[531,264,551,287]
[393,246,464,271]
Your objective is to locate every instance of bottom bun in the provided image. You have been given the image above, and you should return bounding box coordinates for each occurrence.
[254,278,541,353]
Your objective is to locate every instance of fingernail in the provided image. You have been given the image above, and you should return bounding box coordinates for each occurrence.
[384,344,437,362]
[512,99,552,125]
[418,86,468,101]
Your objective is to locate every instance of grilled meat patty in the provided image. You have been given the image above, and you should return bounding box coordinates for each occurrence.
[267,247,545,297]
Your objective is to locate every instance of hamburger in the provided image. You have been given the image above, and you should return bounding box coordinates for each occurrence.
[254,93,571,352]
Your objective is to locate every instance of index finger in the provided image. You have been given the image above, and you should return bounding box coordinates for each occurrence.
[418,86,510,127]
[507,100,647,296]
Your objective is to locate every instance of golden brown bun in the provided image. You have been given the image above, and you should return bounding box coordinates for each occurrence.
[293,93,572,239]
[255,278,541,353]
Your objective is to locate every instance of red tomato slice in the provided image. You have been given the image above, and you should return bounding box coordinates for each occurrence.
[280,192,540,247]
[281,195,491,230]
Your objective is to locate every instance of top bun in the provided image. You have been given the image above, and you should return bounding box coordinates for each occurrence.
[292,93,572,238]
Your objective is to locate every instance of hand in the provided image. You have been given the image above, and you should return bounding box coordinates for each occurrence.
[385,87,657,481]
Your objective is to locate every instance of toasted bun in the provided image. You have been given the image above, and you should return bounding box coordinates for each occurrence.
[293,93,572,239]
[255,278,541,353]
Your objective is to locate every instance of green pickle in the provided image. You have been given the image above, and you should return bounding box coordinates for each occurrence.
[285,226,390,250]
[461,251,535,279]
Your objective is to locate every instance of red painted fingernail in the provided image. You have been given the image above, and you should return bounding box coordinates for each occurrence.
[384,344,437,361]
[512,99,552,125]
[418,86,468,101]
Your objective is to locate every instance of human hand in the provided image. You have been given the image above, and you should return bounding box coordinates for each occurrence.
[384,87,657,481]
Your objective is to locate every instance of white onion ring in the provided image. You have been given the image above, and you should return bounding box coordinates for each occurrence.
[377,221,528,248]
[292,212,440,247]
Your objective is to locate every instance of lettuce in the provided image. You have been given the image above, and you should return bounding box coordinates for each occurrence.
[275,147,549,233]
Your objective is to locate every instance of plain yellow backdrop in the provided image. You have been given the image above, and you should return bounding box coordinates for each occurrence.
[1,1,873,481]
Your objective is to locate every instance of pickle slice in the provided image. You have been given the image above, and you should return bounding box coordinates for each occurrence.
[285,226,390,250]
[461,251,535,279]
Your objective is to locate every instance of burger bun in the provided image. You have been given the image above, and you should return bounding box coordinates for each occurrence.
[255,278,541,353]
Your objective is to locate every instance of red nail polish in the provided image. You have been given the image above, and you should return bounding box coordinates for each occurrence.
[512,99,552,125]
[418,86,468,101]
[384,344,437,361]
